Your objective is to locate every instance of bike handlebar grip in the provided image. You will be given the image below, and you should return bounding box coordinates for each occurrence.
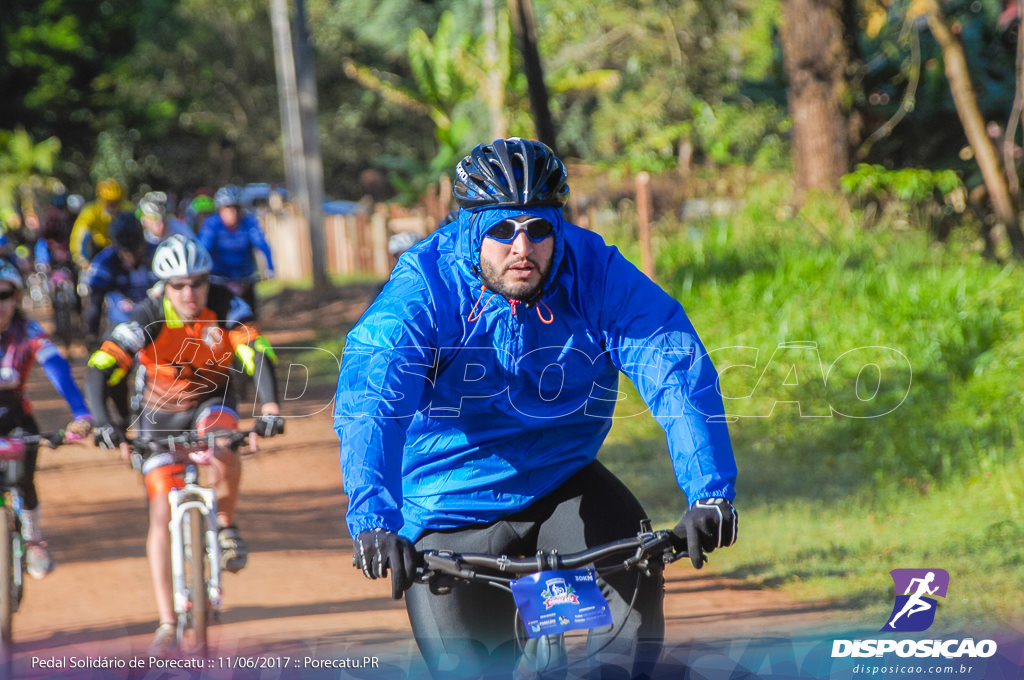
[61,430,85,445]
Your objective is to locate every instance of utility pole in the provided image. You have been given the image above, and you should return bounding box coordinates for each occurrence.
[482,0,506,141]
[292,0,328,290]
[269,0,306,209]
[269,0,328,289]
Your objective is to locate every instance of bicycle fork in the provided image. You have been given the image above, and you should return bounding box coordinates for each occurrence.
[167,484,223,614]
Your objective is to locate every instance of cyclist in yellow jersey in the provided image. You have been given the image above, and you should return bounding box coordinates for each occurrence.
[70,179,134,265]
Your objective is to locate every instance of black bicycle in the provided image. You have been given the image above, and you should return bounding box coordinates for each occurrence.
[0,431,67,675]
[416,522,687,678]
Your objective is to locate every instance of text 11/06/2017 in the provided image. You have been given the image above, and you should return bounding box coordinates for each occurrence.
[219,655,381,670]
[30,655,380,671]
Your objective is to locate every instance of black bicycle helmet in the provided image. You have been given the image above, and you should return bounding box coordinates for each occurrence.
[453,138,569,209]
[111,212,145,252]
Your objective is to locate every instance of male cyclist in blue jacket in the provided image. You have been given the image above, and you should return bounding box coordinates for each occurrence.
[197,185,274,314]
[82,213,157,422]
[335,138,738,679]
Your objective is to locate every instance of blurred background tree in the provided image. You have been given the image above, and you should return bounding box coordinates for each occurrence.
[0,0,1019,243]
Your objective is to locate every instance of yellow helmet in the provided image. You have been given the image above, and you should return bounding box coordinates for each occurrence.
[97,178,123,202]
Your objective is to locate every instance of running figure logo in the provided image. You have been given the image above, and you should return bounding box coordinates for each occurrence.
[882,568,949,632]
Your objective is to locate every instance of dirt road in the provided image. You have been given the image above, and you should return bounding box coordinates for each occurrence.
[10,291,842,679]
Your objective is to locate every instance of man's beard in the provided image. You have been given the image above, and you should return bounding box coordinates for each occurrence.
[479,256,551,301]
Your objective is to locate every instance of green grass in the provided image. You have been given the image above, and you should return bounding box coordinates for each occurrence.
[600,173,1024,630]
[256,272,382,297]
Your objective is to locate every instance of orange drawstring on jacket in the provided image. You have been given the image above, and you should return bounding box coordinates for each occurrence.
[468,285,554,325]
[467,285,496,322]
[535,300,554,324]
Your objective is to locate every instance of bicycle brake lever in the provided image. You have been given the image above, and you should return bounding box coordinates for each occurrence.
[413,564,455,594]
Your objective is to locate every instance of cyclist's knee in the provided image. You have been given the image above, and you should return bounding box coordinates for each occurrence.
[144,464,186,499]
[208,447,241,478]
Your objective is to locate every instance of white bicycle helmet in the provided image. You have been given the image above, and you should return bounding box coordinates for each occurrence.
[215,184,244,208]
[138,191,168,219]
[67,194,86,214]
[152,235,213,280]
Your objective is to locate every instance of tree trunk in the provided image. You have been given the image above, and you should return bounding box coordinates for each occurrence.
[779,0,851,203]
[921,0,1023,256]
[508,0,557,152]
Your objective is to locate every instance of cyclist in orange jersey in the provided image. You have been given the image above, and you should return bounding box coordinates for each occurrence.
[84,236,283,657]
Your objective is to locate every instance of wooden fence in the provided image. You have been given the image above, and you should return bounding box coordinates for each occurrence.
[262,205,435,281]
[260,170,665,283]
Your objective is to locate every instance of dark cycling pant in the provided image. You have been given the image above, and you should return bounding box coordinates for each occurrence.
[406,461,665,680]
[17,416,40,510]
[239,282,257,318]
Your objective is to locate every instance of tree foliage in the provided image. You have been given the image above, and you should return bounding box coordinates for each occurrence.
[0,0,144,191]
[537,0,780,171]
[856,0,1018,177]
[0,0,1018,222]
[0,128,62,216]
[102,0,283,193]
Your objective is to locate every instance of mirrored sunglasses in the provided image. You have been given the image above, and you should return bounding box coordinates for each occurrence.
[166,275,209,291]
[485,216,554,244]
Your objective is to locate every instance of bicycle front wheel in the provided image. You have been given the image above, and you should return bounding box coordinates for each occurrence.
[186,507,208,657]
[0,506,14,674]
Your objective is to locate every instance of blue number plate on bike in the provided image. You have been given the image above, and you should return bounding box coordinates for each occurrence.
[510,568,613,638]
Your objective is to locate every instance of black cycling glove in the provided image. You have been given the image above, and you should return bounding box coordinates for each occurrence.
[93,425,126,450]
[352,528,418,599]
[672,497,738,570]
[254,414,285,438]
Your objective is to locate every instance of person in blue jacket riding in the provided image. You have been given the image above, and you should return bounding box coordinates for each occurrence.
[335,138,739,679]
[83,213,157,336]
[197,185,274,314]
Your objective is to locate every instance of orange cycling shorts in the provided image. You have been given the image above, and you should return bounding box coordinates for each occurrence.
[142,405,239,499]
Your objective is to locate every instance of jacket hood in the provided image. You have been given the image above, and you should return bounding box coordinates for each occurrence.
[453,205,566,306]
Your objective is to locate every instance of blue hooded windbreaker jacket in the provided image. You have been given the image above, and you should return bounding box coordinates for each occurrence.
[335,206,737,541]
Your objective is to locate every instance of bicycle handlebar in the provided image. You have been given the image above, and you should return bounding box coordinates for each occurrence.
[125,427,283,474]
[0,431,71,465]
[127,428,260,456]
[11,432,68,449]
[418,529,687,588]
